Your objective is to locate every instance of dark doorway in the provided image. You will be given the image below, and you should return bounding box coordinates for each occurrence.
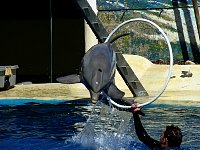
[0,0,85,83]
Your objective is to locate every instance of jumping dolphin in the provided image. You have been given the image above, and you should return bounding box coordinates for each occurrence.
[57,33,129,103]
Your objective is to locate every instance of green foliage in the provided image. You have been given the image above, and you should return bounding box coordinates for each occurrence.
[148,11,174,22]
[97,1,199,63]
[98,11,184,62]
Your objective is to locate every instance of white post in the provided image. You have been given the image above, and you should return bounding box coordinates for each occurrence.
[84,0,98,52]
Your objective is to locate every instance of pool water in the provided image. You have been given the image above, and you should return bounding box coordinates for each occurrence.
[0,99,199,150]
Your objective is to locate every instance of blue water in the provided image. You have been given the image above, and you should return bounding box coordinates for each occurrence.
[0,99,199,150]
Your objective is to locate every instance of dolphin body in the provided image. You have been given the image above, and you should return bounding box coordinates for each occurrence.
[57,34,129,103]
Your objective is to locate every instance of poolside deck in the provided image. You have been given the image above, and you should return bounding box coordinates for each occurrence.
[0,55,199,106]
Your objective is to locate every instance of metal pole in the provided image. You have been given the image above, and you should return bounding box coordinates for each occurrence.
[50,0,53,82]
[192,0,200,40]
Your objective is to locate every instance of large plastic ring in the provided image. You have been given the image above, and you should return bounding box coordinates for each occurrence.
[105,18,173,108]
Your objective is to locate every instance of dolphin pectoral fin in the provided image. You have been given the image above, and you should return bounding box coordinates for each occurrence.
[56,74,81,84]
[107,83,125,99]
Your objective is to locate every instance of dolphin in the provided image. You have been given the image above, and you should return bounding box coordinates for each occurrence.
[57,33,129,103]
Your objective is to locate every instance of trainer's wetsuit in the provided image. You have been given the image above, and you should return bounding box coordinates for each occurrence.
[133,112,161,150]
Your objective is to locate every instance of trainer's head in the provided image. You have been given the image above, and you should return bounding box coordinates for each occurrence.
[160,125,182,148]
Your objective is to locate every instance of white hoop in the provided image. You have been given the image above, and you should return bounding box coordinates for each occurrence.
[105,18,174,108]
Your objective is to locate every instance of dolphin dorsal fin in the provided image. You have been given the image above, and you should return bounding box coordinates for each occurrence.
[56,74,80,84]
[107,83,125,99]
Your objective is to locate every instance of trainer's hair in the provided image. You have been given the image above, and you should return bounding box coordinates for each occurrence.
[164,125,182,148]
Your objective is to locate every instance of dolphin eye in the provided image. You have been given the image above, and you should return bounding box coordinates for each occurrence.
[98,69,102,72]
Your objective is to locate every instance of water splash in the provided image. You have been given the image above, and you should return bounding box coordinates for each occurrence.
[71,124,135,150]
[66,101,138,149]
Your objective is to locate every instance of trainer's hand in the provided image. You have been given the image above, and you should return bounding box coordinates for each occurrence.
[131,102,145,116]
[131,102,141,111]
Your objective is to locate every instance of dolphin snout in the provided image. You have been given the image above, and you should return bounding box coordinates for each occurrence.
[92,99,97,104]
[89,90,100,104]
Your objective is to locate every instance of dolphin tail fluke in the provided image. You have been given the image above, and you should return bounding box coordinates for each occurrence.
[56,74,81,84]
[107,33,130,44]
[107,83,125,99]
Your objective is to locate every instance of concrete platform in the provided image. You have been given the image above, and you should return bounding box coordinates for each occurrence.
[115,55,200,106]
